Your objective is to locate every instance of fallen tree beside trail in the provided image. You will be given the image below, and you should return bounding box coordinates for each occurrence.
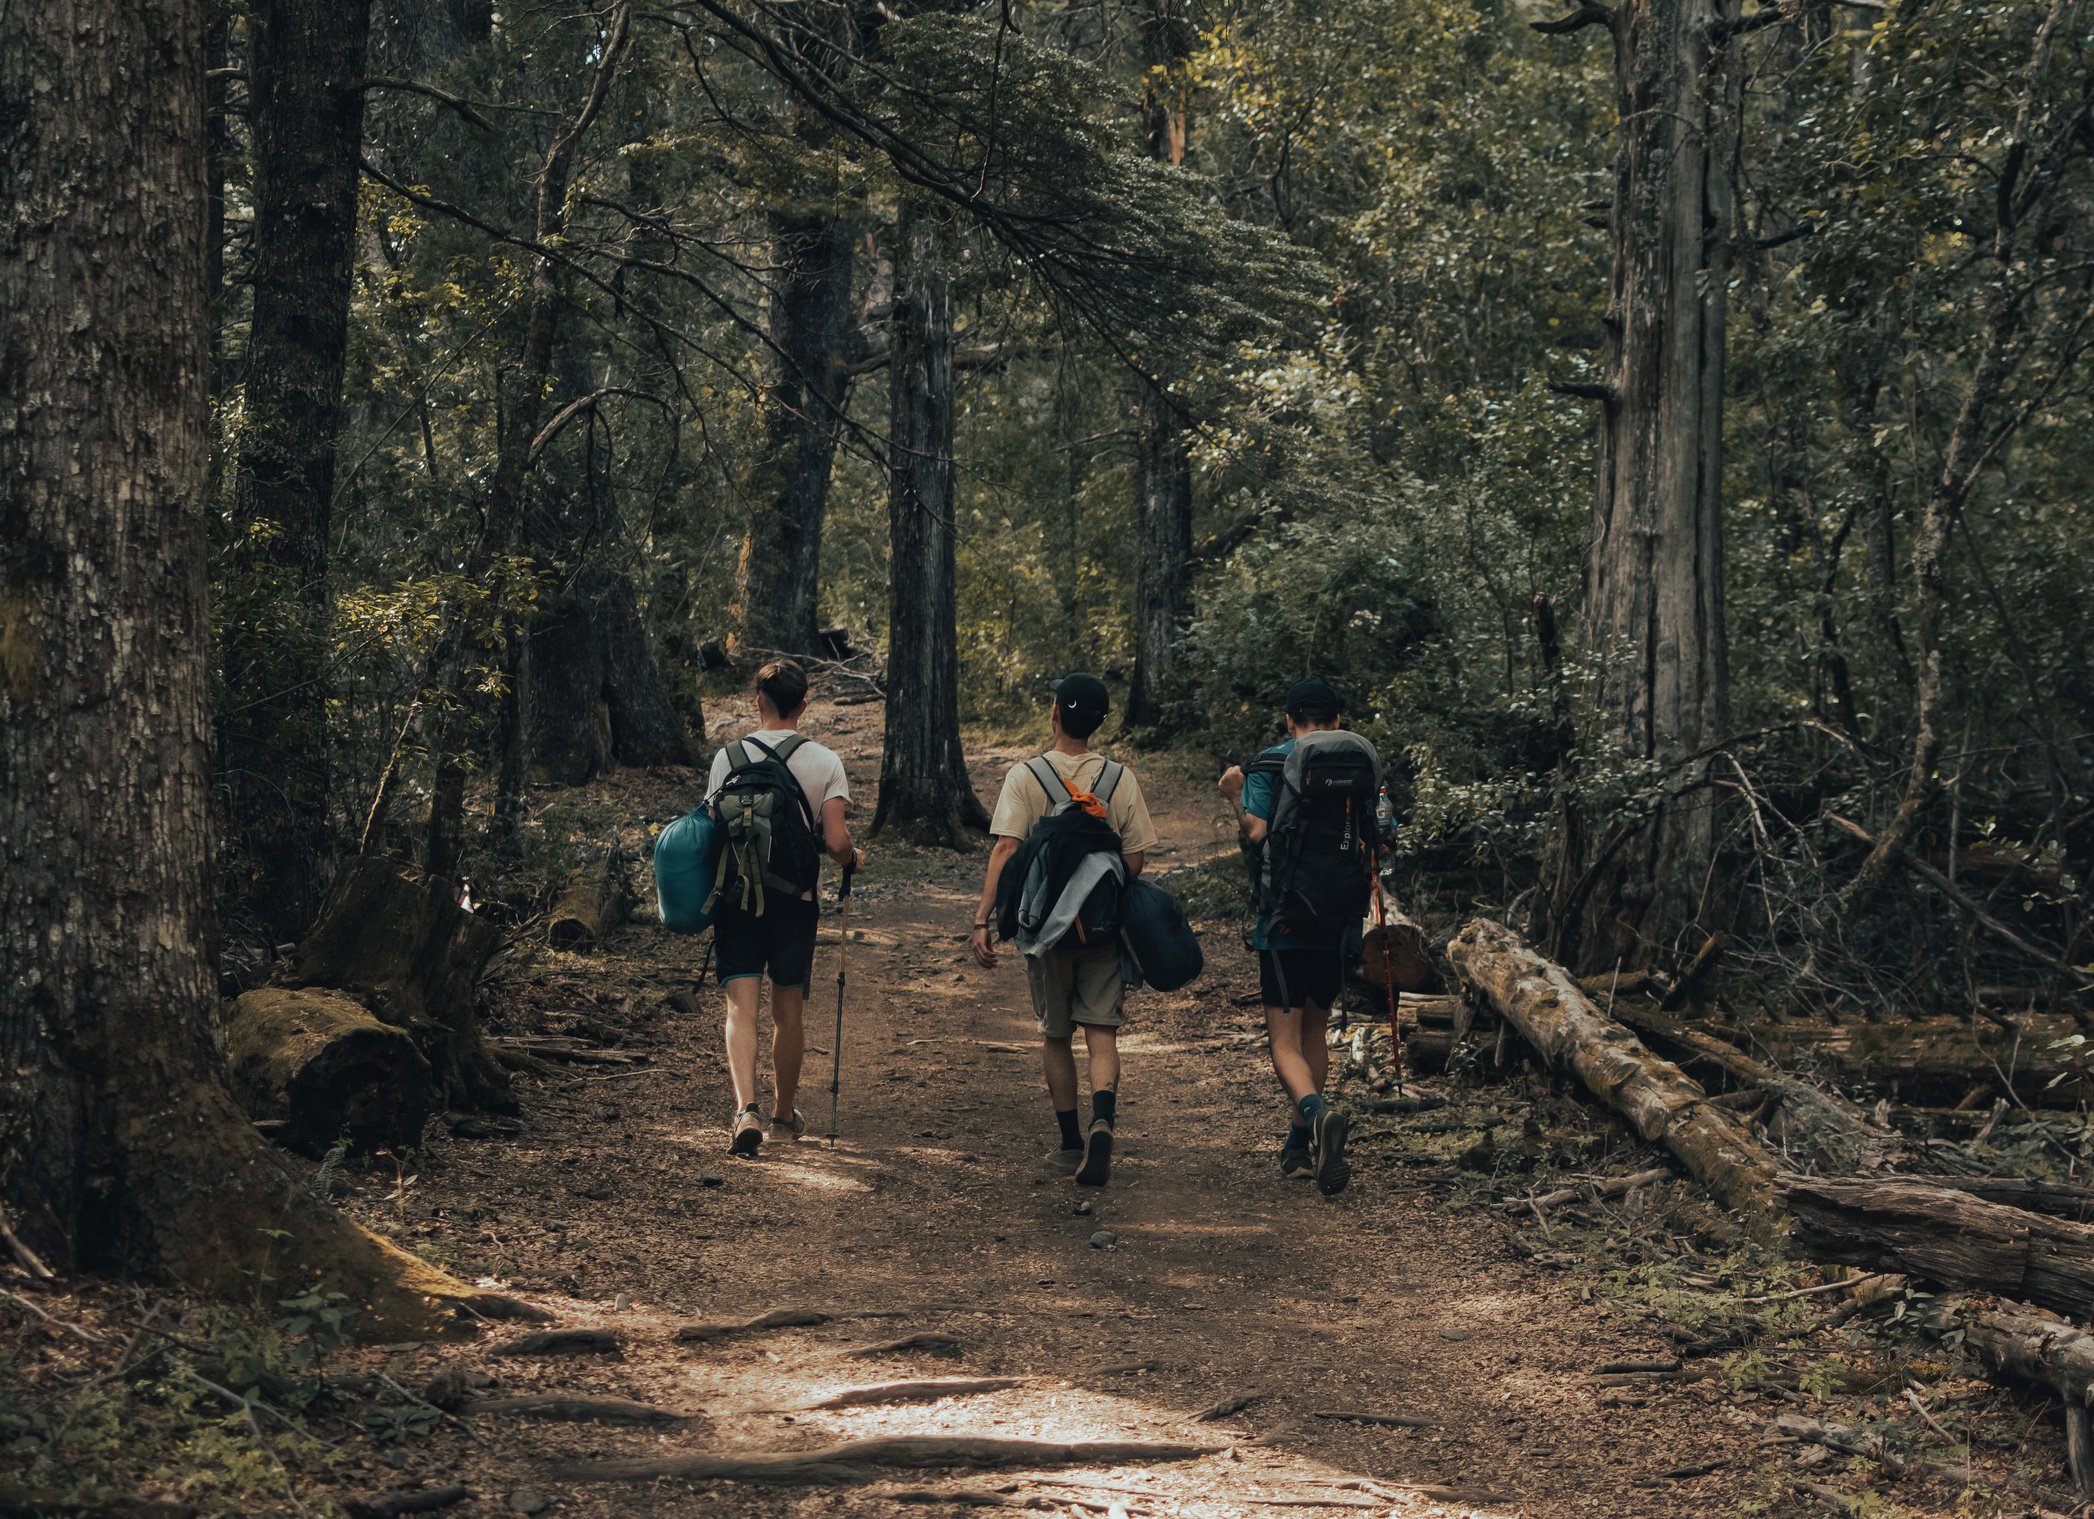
[1447,918,1784,1237]
[224,988,435,1156]
[1780,1175,2094,1320]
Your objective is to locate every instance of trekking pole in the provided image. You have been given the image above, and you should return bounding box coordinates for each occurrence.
[827,857,857,1147]
[1369,866,1406,1096]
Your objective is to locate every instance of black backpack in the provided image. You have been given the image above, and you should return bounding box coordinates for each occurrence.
[1120,878,1204,992]
[1258,732,1380,936]
[709,735,821,917]
[993,757,1128,952]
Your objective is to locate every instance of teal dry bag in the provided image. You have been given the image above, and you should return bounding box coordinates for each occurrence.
[654,807,722,934]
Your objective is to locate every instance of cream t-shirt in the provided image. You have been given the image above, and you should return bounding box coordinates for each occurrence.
[988,749,1159,856]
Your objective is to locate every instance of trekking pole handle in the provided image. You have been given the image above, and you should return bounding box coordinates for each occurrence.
[839,856,857,901]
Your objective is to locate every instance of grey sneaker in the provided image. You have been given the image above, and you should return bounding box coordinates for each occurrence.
[729,1105,764,1157]
[1045,1145,1084,1174]
[769,1110,807,1142]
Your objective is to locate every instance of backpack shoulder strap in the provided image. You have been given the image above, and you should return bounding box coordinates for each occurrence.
[1093,760,1125,805]
[725,740,755,772]
[1025,755,1072,806]
[769,733,806,763]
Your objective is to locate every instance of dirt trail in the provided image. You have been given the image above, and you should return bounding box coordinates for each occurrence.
[383,699,1763,1517]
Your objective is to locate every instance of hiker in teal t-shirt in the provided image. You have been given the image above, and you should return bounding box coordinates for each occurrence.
[1218,676,1374,1193]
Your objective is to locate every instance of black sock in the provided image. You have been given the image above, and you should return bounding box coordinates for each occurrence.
[1092,1089,1117,1127]
[1055,1108,1082,1149]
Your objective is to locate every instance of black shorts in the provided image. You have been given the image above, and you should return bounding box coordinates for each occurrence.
[1259,946,1349,1012]
[714,898,821,989]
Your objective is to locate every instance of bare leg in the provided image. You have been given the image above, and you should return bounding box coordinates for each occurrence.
[1079,1023,1120,1096]
[1265,1005,1316,1108]
[723,977,763,1112]
[771,984,806,1119]
[1042,1034,1078,1111]
[1302,1001,1330,1096]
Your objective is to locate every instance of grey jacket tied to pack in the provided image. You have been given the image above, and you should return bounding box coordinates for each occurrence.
[1008,755,1128,959]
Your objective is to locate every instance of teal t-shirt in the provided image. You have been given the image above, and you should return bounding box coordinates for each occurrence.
[1243,739,1350,954]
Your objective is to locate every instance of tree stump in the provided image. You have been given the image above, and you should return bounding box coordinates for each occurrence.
[226,989,435,1156]
[1358,908,1434,992]
[284,856,511,1111]
[549,849,633,953]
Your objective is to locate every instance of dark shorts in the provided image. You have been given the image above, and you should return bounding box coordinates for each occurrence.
[1259,946,1349,1012]
[714,898,821,988]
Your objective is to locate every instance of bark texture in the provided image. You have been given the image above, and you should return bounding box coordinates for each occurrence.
[1124,0,1198,733]
[1448,920,1781,1236]
[735,213,855,657]
[225,988,437,1157]
[0,0,474,1326]
[1782,1176,2094,1320]
[525,567,693,785]
[873,200,989,844]
[219,0,374,941]
[1543,0,1739,973]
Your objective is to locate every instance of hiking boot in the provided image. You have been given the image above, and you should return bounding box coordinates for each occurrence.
[1312,1105,1351,1197]
[769,1110,807,1143]
[1279,1147,1313,1180]
[728,1105,764,1157]
[1075,1118,1114,1187]
[1045,1145,1084,1174]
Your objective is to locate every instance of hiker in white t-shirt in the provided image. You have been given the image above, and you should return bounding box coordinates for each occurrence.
[704,660,862,1156]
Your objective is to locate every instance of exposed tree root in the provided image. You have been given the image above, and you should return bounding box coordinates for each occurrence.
[676,1306,830,1342]
[801,1378,1027,1408]
[489,1328,621,1357]
[462,1395,690,1426]
[341,1485,470,1519]
[553,1436,1220,1484]
[848,1331,963,1357]
[1308,1409,1436,1429]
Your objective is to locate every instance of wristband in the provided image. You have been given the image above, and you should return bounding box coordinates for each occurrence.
[972,920,990,929]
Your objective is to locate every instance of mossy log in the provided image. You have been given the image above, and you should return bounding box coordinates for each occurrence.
[548,850,631,953]
[284,856,509,1111]
[224,989,435,1157]
[1781,1176,2094,1319]
[1752,1014,2091,1108]
[1448,919,1782,1237]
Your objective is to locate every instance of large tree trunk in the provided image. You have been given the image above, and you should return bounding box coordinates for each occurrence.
[1448,920,1782,1237]
[0,0,477,1327]
[873,199,989,845]
[1124,0,1197,733]
[424,2,632,883]
[735,212,855,658]
[219,0,375,941]
[525,566,694,785]
[1541,0,1739,973]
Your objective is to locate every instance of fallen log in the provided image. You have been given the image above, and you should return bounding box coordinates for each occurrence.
[553,1436,1220,1485]
[548,849,632,953]
[224,988,436,1157]
[1920,1176,2094,1221]
[284,856,510,1110]
[1965,1304,2094,1495]
[1753,1014,2093,1108]
[1447,920,1783,1236]
[1780,1176,2094,1320]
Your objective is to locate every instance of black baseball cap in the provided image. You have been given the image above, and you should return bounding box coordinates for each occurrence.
[1052,672,1110,726]
[1285,676,1341,718]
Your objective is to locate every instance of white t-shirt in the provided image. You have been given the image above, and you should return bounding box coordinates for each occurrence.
[705,727,850,811]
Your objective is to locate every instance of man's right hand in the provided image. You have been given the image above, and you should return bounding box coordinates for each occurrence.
[970,923,998,969]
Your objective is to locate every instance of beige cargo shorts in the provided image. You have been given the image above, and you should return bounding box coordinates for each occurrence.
[1023,940,1126,1037]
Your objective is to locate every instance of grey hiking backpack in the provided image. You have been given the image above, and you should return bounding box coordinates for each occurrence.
[709,735,821,916]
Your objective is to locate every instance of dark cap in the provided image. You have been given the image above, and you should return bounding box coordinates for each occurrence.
[1285,676,1341,718]
[1052,672,1110,726]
